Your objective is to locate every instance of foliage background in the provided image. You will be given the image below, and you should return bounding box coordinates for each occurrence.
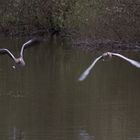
[0,0,139,42]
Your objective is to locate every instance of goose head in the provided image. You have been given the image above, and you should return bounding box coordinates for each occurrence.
[102,52,112,61]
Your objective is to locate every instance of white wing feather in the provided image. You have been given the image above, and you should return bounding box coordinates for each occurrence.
[0,48,16,61]
[20,39,33,57]
[78,55,103,81]
[111,52,140,68]
[78,52,140,81]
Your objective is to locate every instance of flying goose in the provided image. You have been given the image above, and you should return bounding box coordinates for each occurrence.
[78,52,140,81]
[0,38,41,68]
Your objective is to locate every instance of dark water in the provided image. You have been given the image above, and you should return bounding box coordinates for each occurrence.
[0,38,140,140]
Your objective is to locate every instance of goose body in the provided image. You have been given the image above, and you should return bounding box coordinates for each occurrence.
[78,52,140,81]
[0,38,41,68]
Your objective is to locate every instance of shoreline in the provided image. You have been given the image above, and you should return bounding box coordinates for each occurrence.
[0,28,140,52]
[72,39,140,52]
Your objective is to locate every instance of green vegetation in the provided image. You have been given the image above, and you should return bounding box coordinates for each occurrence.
[0,0,139,42]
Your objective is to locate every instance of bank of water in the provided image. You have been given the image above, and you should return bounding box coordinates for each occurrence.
[0,38,140,140]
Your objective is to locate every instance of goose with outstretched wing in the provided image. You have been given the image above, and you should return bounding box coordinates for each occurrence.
[0,38,41,68]
[78,52,140,81]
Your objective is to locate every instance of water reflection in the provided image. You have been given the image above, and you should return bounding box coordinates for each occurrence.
[129,137,140,140]
[79,130,95,140]
[11,127,24,140]
[0,37,140,140]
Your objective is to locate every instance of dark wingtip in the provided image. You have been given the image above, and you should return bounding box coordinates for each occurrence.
[30,37,43,44]
[26,37,44,46]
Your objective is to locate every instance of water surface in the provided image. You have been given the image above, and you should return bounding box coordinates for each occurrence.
[0,37,140,140]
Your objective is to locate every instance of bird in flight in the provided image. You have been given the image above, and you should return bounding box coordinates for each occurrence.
[78,52,140,81]
[0,38,41,68]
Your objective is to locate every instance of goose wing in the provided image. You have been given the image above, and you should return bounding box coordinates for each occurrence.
[78,55,103,81]
[111,52,140,68]
[20,38,41,57]
[0,48,16,60]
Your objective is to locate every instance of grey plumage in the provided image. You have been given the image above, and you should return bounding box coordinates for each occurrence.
[78,52,140,81]
[0,38,41,67]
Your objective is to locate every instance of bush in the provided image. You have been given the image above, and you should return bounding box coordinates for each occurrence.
[0,0,139,42]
